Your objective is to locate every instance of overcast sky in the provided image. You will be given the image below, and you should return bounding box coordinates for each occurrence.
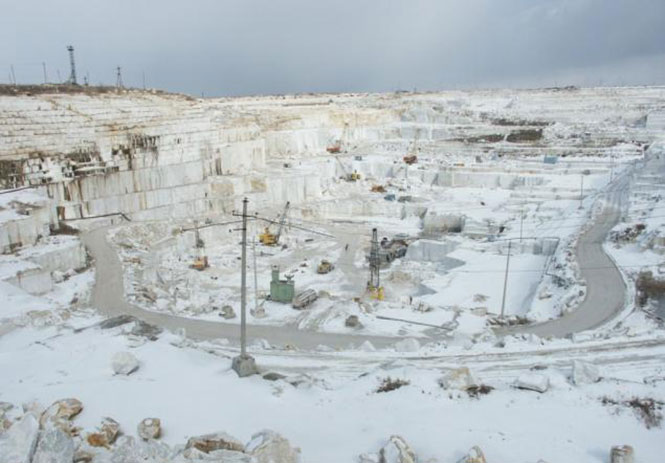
[2,0,664,96]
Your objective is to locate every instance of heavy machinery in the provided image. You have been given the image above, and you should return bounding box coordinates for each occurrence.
[259,201,290,246]
[403,128,420,165]
[189,221,209,270]
[293,289,318,309]
[334,156,361,182]
[326,122,348,154]
[316,259,335,274]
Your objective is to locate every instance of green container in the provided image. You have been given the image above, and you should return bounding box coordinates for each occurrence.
[270,266,295,303]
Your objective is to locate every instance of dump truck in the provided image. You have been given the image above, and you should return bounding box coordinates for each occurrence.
[293,289,318,309]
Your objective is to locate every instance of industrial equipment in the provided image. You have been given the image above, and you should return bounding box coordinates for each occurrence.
[293,289,318,309]
[269,266,295,303]
[259,201,290,245]
[403,129,420,165]
[367,228,384,300]
[334,156,361,182]
[326,122,348,154]
[189,221,209,271]
[316,259,335,274]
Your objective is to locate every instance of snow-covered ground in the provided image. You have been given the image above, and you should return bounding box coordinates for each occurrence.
[1,87,664,462]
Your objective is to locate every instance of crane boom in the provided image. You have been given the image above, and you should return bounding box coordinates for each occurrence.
[274,201,290,243]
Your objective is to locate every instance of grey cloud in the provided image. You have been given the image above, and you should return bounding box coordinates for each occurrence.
[1,0,663,96]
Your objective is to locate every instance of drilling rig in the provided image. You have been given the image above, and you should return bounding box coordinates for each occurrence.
[367,228,384,300]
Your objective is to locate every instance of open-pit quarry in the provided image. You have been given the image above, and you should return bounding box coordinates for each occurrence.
[1,85,665,462]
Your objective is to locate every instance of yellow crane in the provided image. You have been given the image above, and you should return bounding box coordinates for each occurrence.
[259,201,290,246]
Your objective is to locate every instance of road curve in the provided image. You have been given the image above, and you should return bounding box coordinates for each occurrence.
[82,161,640,348]
[501,173,631,338]
[81,228,401,350]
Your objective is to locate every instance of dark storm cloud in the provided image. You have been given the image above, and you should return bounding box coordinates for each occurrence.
[2,0,664,96]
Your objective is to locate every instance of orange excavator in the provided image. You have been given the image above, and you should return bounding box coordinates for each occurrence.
[403,129,420,165]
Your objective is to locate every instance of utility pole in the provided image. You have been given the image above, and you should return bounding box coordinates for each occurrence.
[116,66,123,89]
[42,62,48,84]
[9,65,16,85]
[519,202,524,243]
[66,45,77,85]
[231,197,257,377]
[252,236,259,316]
[500,240,512,318]
[610,155,614,182]
[142,71,146,90]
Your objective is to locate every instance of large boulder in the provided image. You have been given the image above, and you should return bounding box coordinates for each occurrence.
[221,305,236,320]
[137,418,161,441]
[32,428,75,463]
[40,398,83,432]
[0,414,40,463]
[457,446,486,463]
[245,430,302,463]
[359,435,416,463]
[345,315,362,328]
[87,417,121,447]
[107,435,173,463]
[571,360,600,385]
[514,373,549,393]
[112,352,140,376]
[380,435,416,463]
[179,446,251,461]
[0,402,13,432]
[186,432,245,454]
[439,367,477,390]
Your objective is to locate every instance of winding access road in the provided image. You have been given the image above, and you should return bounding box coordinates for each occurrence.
[81,228,398,350]
[501,171,631,338]
[82,160,641,348]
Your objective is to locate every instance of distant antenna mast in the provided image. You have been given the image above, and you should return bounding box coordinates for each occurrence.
[66,45,77,84]
[116,66,123,89]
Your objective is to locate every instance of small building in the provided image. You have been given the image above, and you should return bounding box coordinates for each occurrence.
[270,266,294,303]
[543,155,558,165]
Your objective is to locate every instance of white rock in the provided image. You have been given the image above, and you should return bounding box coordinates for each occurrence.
[457,445,486,463]
[571,360,600,385]
[514,373,549,393]
[245,430,302,463]
[359,340,376,352]
[439,367,477,390]
[137,418,161,440]
[379,435,417,463]
[252,338,271,350]
[221,305,236,319]
[40,398,83,429]
[0,414,40,463]
[186,432,244,454]
[21,400,45,420]
[180,446,251,461]
[33,428,75,463]
[394,338,420,353]
[112,352,140,376]
[108,435,173,462]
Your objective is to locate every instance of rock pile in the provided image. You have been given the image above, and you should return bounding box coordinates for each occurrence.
[0,397,302,462]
